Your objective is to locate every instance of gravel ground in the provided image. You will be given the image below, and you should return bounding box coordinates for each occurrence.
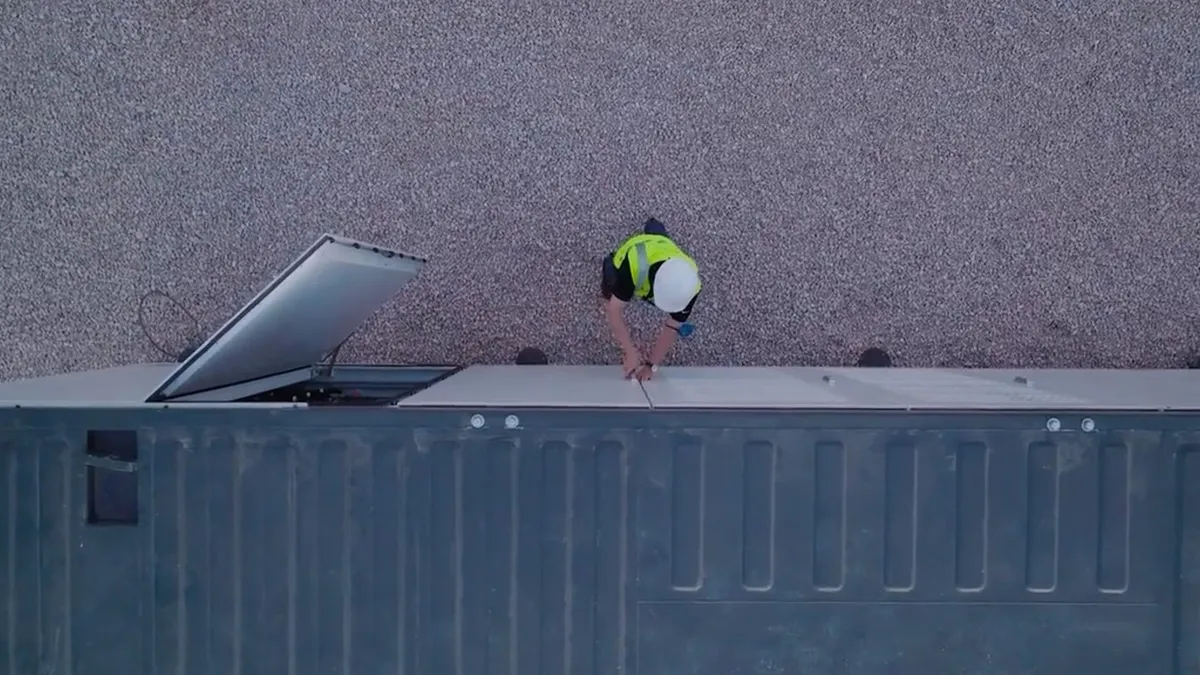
[1,0,1198,380]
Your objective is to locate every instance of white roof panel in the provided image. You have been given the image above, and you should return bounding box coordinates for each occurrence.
[946,368,1200,409]
[0,364,178,405]
[147,234,426,401]
[827,368,1089,407]
[396,365,652,408]
[642,367,1200,410]
[640,366,849,407]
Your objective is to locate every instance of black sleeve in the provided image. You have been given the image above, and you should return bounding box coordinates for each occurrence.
[611,259,636,302]
[670,291,698,323]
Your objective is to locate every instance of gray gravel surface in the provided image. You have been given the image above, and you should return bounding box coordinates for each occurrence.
[2,0,1198,380]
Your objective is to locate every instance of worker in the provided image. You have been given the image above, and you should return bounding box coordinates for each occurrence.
[601,218,701,381]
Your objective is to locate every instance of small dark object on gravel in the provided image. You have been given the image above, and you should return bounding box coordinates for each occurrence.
[1187,354,1200,369]
[516,347,549,365]
[857,347,893,367]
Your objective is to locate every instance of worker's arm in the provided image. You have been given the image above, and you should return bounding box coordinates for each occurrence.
[604,296,640,358]
[645,293,697,369]
[646,318,680,367]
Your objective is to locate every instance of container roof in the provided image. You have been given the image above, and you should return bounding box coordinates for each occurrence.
[3,362,1200,411]
[146,234,426,401]
[398,365,1200,411]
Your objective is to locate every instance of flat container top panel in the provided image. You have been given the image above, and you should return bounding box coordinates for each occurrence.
[0,363,177,405]
[395,365,652,408]
[643,367,1200,410]
[146,234,426,402]
[641,366,848,408]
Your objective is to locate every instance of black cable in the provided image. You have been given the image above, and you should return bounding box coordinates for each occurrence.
[136,290,203,362]
[317,333,355,376]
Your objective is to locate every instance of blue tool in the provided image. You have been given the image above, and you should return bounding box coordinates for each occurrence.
[678,322,695,339]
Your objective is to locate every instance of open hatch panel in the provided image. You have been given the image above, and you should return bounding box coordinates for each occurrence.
[145,234,439,404]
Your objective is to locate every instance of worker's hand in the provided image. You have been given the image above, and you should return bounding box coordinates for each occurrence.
[622,349,644,379]
[634,363,655,382]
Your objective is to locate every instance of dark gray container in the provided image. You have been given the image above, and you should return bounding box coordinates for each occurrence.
[1,235,1196,674]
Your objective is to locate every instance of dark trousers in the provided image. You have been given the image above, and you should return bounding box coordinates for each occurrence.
[602,219,669,298]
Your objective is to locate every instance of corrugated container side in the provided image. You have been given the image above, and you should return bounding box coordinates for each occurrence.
[1,410,1195,674]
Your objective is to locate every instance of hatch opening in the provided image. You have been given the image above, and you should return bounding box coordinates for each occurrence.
[232,365,461,406]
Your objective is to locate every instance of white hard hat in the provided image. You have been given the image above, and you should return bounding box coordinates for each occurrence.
[652,257,700,313]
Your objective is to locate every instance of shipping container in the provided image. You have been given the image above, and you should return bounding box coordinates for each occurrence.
[2,400,1199,675]
[2,235,1197,674]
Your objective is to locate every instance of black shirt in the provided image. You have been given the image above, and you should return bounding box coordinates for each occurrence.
[608,255,698,323]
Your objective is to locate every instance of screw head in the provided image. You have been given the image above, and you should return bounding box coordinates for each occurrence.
[1081,418,1096,432]
[504,415,520,429]
[1046,417,1062,432]
[469,414,485,429]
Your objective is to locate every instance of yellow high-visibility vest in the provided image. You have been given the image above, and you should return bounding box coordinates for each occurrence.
[612,234,701,300]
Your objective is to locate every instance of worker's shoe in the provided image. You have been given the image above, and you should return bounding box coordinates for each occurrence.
[857,347,893,367]
[516,347,548,365]
[643,218,668,237]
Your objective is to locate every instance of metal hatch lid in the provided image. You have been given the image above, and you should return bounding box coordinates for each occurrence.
[145,234,427,402]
